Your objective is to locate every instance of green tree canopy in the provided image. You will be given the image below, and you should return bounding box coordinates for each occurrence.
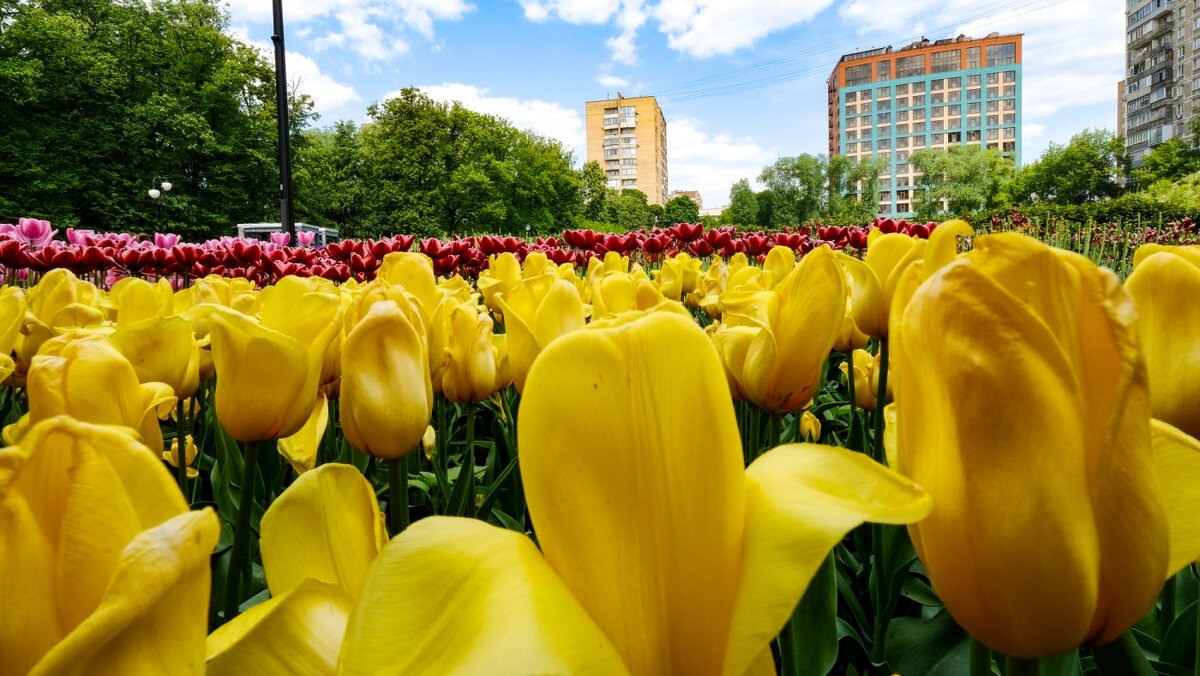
[663,195,700,224]
[0,0,299,239]
[727,178,758,226]
[910,145,1016,219]
[1015,128,1127,205]
[758,154,826,225]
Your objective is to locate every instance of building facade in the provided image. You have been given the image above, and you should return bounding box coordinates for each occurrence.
[1123,0,1183,169]
[827,33,1023,216]
[585,94,668,205]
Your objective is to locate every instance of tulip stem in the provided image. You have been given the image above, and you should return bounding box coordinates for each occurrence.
[1091,630,1155,676]
[767,412,782,453]
[845,349,859,451]
[1003,655,1041,676]
[871,338,890,465]
[222,439,260,624]
[969,638,992,676]
[388,455,410,535]
[175,398,189,499]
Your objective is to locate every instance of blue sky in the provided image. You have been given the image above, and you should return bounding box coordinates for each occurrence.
[225,0,1123,209]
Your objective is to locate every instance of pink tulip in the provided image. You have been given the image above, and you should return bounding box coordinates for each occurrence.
[296,231,316,247]
[269,232,291,248]
[16,218,56,249]
[154,233,182,248]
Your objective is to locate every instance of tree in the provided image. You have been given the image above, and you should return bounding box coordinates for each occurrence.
[359,87,581,237]
[581,160,609,221]
[614,188,651,231]
[663,195,700,224]
[910,145,1016,219]
[1016,128,1127,204]
[293,121,367,232]
[758,155,826,225]
[0,0,301,239]
[727,179,758,226]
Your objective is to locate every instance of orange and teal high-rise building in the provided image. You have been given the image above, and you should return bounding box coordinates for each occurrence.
[827,33,1023,216]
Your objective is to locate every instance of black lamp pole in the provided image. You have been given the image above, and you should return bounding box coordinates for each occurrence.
[271,0,295,237]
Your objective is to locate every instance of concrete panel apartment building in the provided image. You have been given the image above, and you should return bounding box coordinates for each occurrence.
[828,33,1023,216]
[585,94,669,205]
[1122,0,1198,169]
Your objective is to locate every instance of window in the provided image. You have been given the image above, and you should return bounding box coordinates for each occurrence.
[846,64,872,86]
[1003,127,1016,139]
[912,135,925,148]
[949,104,961,116]
[932,120,945,131]
[1002,141,1016,152]
[932,106,945,117]
[621,168,637,175]
[912,94,926,106]
[932,133,945,144]
[987,42,1016,66]
[604,148,618,157]
[947,118,961,130]
[605,160,619,168]
[1003,99,1016,111]
[987,86,999,98]
[621,158,636,165]
[897,110,910,121]
[1003,113,1016,124]
[947,77,961,88]
[987,100,1000,112]
[968,102,981,113]
[898,176,910,187]
[877,112,891,123]
[877,126,891,137]
[987,72,1000,84]
[932,50,960,73]
[897,203,910,213]
[932,93,945,103]
[896,150,910,162]
[896,55,925,78]
[897,190,910,200]
[947,131,962,143]
[877,85,891,98]
[967,130,981,142]
[877,60,892,81]
[877,99,892,111]
[896,97,909,108]
[860,102,872,113]
[846,130,858,140]
[896,136,909,148]
[896,83,909,95]
[948,90,961,102]
[622,136,636,144]
[987,128,999,140]
[967,88,981,100]
[967,46,981,68]
[879,190,892,202]
[1003,70,1016,82]
[878,138,891,150]
[968,115,981,127]
[1003,85,1016,96]
[897,123,909,134]
[846,91,857,103]
[968,74,982,86]
[860,88,872,100]
[912,108,926,120]
[912,81,926,93]
[620,106,635,114]
[932,78,945,91]
[621,147,636,156]
[913,121,926,133]
[987,114,999,125]
[622,179,637,187]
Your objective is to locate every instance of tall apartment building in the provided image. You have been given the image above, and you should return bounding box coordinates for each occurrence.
[1123,0,1188,169]
[828,33,1023,216]
[585,94,668,205]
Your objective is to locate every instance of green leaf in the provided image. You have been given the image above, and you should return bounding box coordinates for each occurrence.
[777,552,837,676]
[1160,600,1196,667]
[885,608,972,676]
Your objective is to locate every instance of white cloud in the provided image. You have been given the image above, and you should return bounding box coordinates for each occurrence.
[598,73,630,88]
[387,83,587,159]
[667,117,775,209]
[241,38,362,115]
[521,0,647,63]
[653,0,833,58]
[222,0,470,64]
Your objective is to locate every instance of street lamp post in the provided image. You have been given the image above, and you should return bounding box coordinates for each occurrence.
[148,176,172,231]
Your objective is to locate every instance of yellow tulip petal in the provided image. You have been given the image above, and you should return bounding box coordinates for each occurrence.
[259,463,384,599]
[208,310,312,441]
[376,252,439,317]
[338,516,628,675]
[206,578,353,676]
[1126,250,1200,438]
[925,219,973,274]
[1151,420,1200,576]
[109,316,200,399]
[30,509,219,676]
[520,312,745,674]
[839,253,886,339]
[724,443,931,675]
[897,259,1102,657]
[763,245,795,287]
[278,393,329,474]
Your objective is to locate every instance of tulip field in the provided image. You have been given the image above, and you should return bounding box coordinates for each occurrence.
[2,214,1200,676]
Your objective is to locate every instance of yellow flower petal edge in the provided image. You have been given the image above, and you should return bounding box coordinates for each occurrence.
[519,311,745,674]
[259,463,385,600]
[723,443,931,675]
[1151,419,1200,576]
[29,509,219,676]
[277,393,329,475]
[206,578,353,676]
[338,516,628,676]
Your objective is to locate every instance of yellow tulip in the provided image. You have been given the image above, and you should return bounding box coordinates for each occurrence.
[799,409,822,442]
[892,233,1200,658]
[442,303,503,404]
[376,252,439,319]
[108,315,201,399]
[20,335,175,453]
[278,393,329,474]
[0,288,26,383]
[338,311,930,674]
[1126,244,1200,438]
[341,300,433,459]
[207,463,386,674]
[654,252,701,302]
[21,268,106,364]
[712,245,846,413]
[164,434,200,479]
[0,416,218,675]
[208,283,339,441]
[108,276,174,325]
[839,348,889,410]
[478,252,522,316]
[496,275,586,392]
